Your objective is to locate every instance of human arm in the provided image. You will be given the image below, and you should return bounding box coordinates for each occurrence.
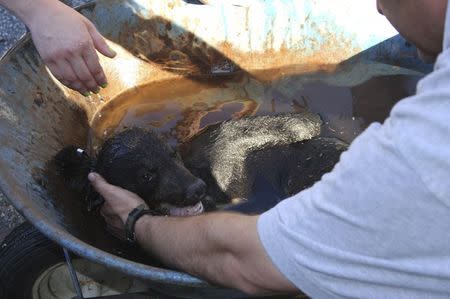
[0,0,116,95]
[136,212,298,294]
[88,173,298,295]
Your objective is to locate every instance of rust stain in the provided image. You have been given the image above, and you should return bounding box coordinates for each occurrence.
[108,14,362,92]
[215,34,359,79]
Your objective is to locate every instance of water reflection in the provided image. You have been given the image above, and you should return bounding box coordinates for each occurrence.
[90,64,422,150]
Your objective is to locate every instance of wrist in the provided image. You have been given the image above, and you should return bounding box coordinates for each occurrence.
[8,0,62,28]
[134,214,157,244]
[124,204,153,244]
[119,202,148,224]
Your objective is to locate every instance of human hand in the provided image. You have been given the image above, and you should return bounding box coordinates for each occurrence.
[25,1,116,95]
[88,172,145,239]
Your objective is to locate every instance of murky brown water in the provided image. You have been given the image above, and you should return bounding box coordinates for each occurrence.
[90,65,422,151]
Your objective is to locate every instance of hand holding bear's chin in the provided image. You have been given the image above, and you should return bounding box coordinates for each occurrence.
[88,172,146,238]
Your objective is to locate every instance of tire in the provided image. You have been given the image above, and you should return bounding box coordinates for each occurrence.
[0,223,154,299]
[0,223,302,299]
[0,222,64,299]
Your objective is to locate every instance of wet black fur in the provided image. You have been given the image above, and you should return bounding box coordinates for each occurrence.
[181,113,349,212]
[55,113,348,215]
[55,127,206,213]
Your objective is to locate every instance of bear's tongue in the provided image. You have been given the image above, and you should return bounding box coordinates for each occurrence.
[168,202,204,217]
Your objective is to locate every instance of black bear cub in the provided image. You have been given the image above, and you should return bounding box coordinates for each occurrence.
[55,112,348,217]
[55,127,206,216]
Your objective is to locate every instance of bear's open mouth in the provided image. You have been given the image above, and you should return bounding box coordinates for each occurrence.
[160,201,204,217]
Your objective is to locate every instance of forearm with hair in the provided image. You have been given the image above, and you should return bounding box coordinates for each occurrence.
[135,212,296,294]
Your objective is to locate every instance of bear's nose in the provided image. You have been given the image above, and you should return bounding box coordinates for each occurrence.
[185,179,206,202]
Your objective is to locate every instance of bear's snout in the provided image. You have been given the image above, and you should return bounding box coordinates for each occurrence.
[185,179,206,204]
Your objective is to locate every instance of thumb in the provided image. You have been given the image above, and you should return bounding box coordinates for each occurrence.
[86,21,117,58]
[88,172,112,197]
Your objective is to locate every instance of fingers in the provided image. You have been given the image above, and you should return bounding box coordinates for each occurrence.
[88,172,140,204]
[89,172,146,223]
[59,49,105,94]
[46,59,89,95]
[86,21,117,58]
[82,46,107,87]
[41,20,115,94]
[58,59,89,95]
[44,52,95,95]
[70,54,100,93]
[88,172,114,198]
[45,39,110,94]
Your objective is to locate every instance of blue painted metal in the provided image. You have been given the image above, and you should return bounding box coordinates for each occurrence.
[0,0,431,298]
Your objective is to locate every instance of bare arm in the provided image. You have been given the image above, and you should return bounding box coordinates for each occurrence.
[0,0,116,94]
[89,173,297,295]
[136,213,296,294]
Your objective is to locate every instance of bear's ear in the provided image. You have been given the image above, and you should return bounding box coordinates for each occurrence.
[54,145,92,191]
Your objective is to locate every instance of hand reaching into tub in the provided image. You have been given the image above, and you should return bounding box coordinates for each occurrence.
[88,172,297,295]
[0,0,116,95]
[88,172,145,240]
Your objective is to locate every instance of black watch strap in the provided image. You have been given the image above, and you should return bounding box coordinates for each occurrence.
[125,204,153,244]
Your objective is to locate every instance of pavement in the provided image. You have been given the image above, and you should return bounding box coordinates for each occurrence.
[0,0,90,241]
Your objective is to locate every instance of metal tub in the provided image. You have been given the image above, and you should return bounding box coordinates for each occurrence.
[0,0,430,297]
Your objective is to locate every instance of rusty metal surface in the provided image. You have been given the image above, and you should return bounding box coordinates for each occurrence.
[0,0,431,296]
[0,0,94,244]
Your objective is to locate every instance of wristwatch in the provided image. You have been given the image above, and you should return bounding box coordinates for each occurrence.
[125,204,154,244]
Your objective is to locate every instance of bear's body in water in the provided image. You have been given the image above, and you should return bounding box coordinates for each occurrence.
[55,112,348,215]
[180,112,348,212]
